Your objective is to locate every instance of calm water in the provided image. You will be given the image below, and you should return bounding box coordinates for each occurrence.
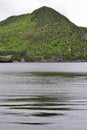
[0,63,87,130]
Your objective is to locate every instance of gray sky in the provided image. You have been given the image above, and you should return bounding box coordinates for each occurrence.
[0,0,87,27]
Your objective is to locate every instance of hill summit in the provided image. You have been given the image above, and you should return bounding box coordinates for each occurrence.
[0,6,86,62]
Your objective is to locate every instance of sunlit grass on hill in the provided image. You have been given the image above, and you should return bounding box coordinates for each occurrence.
[0,6,87,62]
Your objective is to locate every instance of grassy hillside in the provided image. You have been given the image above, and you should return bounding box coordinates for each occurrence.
[0,6,86,62]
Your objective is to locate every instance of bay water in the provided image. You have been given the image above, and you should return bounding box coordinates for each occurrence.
[0,63,87,130]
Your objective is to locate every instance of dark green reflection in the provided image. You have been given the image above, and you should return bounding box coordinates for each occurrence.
[31,112,64,117]
[30,72,87,77]
[4,94,68,102]
[2,95,71,112]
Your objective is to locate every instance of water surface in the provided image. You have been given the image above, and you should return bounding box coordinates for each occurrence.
[0,63,87,130]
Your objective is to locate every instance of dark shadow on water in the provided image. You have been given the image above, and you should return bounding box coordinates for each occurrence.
[12,122,51,125]
[10,106,72,111]
[1,95,71,111]
[3,95,68,103]
[31,112,64,117]
[0,121,51,126]
[0,94,69,118]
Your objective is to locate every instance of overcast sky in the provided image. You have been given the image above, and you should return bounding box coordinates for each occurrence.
[0,0,87,27]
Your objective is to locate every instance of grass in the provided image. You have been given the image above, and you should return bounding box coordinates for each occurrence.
[0,6,86,62]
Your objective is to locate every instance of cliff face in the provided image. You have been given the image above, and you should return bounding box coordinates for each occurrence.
[0,6,86,62]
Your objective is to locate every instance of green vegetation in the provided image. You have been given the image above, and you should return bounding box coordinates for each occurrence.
[0,6,87,62]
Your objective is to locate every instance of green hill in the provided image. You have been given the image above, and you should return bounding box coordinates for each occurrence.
[0,6,86,62]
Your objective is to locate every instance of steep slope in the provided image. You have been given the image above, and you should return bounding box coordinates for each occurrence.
[0,6,86,62]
